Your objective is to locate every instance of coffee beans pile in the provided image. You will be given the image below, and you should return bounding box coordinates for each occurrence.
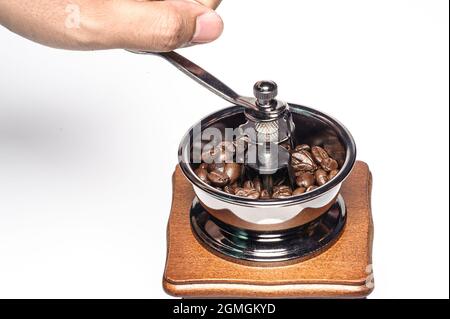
[194,142,340,200]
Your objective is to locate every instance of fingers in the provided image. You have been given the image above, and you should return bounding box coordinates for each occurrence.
[0,0,224,51]
[102,0,223,51]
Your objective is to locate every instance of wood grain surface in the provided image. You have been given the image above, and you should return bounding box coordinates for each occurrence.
[163,161,374,298]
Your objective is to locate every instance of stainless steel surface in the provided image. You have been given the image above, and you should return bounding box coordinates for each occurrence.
[178,103,357,231]
[245,81,288,122]
[253,80,278,109]
[190,195,347,263]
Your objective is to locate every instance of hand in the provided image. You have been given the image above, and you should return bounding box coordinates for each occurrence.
[0,0,223,51]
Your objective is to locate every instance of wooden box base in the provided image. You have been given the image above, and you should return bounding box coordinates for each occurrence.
[163,161,374,298]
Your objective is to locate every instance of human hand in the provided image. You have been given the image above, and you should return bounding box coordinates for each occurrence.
[0,0,223,51]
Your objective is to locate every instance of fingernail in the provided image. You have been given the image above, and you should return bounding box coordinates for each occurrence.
[191,11,223,43]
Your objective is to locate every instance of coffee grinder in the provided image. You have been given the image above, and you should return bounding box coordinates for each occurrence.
[132,51,374,298]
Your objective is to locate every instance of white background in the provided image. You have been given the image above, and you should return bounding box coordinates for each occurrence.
[0,0,448,299]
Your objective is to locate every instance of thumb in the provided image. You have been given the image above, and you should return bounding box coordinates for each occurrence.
[104,0,223,51]
[192,0,223,10]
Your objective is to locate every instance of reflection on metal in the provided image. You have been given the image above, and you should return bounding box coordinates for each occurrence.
[191,196,347,263]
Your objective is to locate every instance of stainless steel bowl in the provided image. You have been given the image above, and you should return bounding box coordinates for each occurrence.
[179,103,356,232]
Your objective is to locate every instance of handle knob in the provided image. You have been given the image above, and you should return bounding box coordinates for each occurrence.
[253,80,278,106]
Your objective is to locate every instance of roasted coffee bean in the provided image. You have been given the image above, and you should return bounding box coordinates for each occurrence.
[295,172,315,188]
[243,180,255,190]
[321,157,339,172]
[207,170,230,187]
[273,186,293,198]
[196,141,341,199]
[272,192,292,199]
[290,156,303,171]
[272,193,292,199]
[260,189,271,199]
[253,177,262,193]
[274,175,287,187]
[315,169,329,186]
[306,185,318,192]
[202,141,235,163]
[294,170,304,177]
[293,187,307,196]
[195,167,210,185]
[208,162,224,173]
[291,150,317,172]
[329,169,339,180]
[201,146,222,164]
[224,163,241,184]
[223,185,234,194]
[294,144,311,152]
[311,146,329,165]
[247,190,261,199]
[291,156,314,172]
[273,185,292,192]
[234,188,261,199]
[229,182,240,193]
[272,185,291,193]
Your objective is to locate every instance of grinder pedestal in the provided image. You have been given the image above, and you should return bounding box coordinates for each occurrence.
[163,161,374,298]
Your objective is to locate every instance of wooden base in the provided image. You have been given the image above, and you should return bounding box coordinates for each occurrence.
[163,161,374,298]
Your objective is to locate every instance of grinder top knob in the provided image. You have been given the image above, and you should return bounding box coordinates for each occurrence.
[244,80,288,123]
[254,81,278,108]
[241,80,296,180]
